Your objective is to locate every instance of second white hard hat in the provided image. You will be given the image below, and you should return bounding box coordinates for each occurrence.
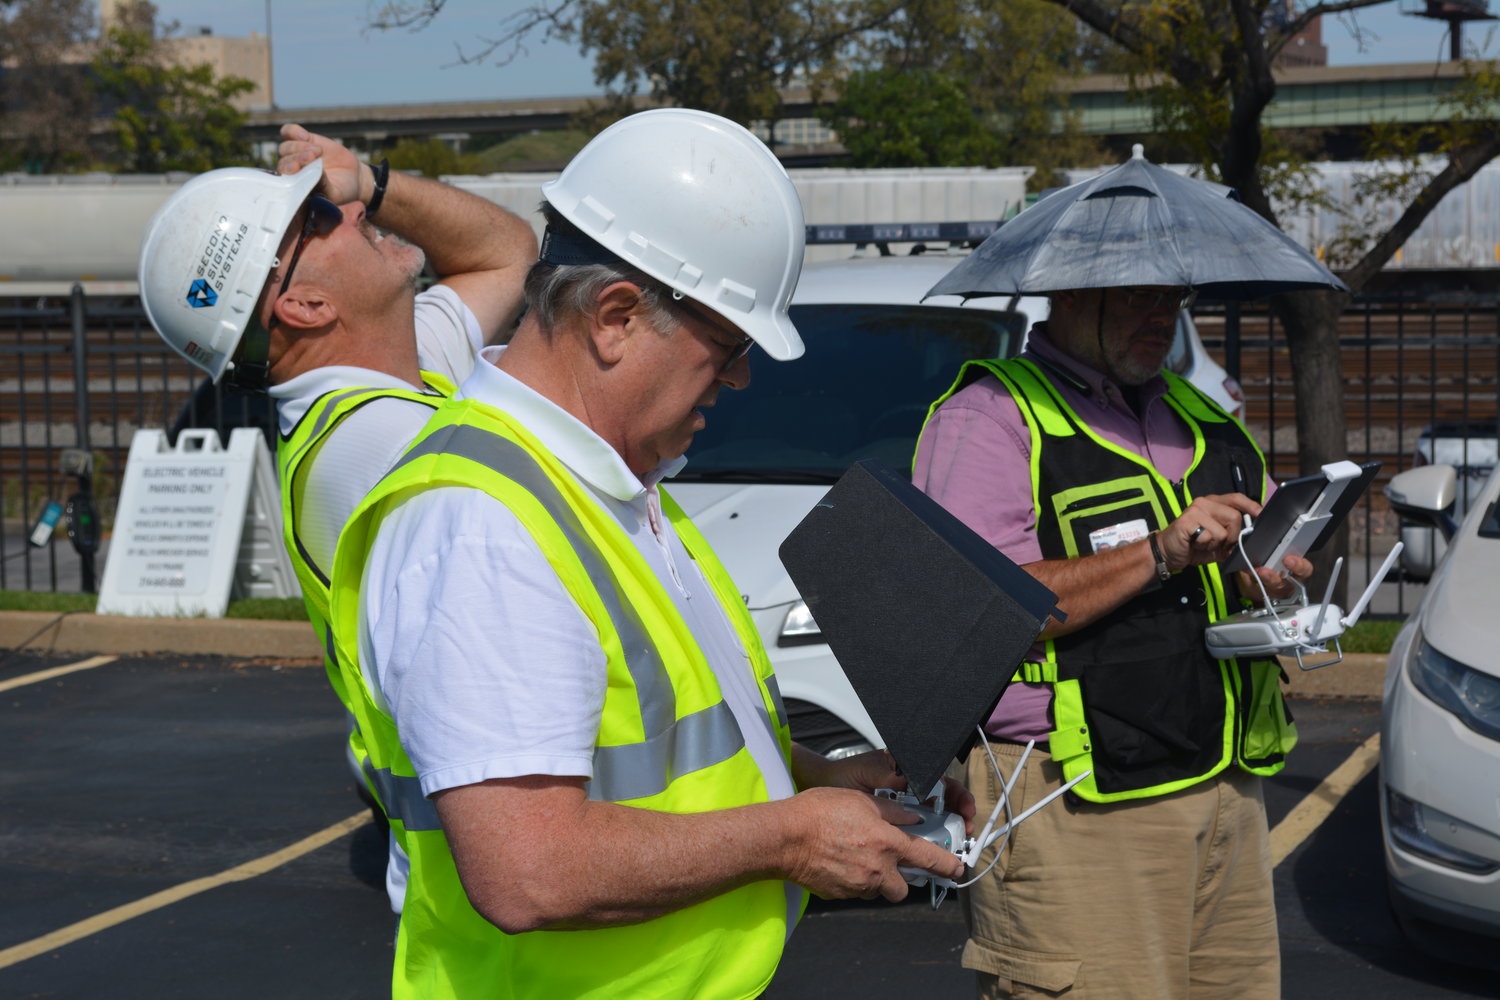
[541,108,806,361]
[138,159,323,382]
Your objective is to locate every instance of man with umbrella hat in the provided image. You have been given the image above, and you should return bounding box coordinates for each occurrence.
[914,147,1345,999]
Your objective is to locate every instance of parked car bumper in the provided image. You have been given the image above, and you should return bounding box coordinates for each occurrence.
[1381,621,1500,939]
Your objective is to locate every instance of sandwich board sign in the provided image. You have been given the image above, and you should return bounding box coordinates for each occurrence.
[98,427,300,617]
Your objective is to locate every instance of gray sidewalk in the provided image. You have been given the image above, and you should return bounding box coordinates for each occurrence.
[0,608,1386,697]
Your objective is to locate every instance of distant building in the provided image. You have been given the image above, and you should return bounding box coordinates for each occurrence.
[99,0,274,111]
[1277,6,1329,69]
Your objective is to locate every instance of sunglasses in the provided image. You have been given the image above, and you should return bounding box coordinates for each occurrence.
[1120,286,1197,312]
[661,288,755,371]
[272,194,343,305]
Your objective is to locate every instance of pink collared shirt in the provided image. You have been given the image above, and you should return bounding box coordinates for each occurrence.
[913,325,1198,742]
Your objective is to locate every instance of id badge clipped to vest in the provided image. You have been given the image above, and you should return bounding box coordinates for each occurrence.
[1086,518,1149,554]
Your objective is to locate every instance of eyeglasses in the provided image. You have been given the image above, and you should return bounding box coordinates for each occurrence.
[271,194,343,305]
[1120,286,1197,312]
[660,288,755,371]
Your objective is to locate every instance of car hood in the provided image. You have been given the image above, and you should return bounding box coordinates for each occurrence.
[1417,484,1500,675]
[663,482,831,609]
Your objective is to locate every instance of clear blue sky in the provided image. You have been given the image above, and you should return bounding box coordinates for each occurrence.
[149,0,1484,111]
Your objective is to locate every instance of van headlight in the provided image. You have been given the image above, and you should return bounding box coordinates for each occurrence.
[1409,637,1500,742]
[778,601,824,647]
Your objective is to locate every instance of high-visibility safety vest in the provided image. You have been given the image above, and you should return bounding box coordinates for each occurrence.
[921,357,1297,803]
[276,370,455,807]
[327,395,802,1000]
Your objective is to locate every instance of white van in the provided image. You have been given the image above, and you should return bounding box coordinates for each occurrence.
[668,251,1244,756]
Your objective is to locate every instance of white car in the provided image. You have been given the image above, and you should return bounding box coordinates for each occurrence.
[668,250,1251,756]
[1381,462,1500,963]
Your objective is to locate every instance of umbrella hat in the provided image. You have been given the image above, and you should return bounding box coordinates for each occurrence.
[926,145,1347,301]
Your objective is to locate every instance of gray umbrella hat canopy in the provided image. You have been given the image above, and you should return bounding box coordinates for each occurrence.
[926,145,1348,301]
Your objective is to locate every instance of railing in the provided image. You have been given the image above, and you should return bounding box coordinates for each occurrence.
[4,282,1497,612]
[1,286,274,593]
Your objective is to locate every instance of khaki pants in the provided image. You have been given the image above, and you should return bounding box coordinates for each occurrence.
[960,744,1279,999]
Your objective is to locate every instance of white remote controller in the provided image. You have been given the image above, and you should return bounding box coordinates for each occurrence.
[886,795,968,889]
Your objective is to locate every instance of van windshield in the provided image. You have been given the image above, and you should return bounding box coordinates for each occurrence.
[674,303,1027,484]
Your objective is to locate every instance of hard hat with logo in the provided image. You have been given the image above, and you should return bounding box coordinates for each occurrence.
[541,108,806,361]
[138,159,323,383]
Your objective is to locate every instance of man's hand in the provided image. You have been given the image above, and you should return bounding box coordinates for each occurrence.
[276,123,366,206]
[1241,553,1315,603]
[1157,492,1262,572]
[791,745,976,832]
[780,786,967,902]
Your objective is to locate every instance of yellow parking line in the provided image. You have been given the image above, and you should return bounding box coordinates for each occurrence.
[0,655,118,693]
[0,810,371,970]
[1269,733,1381,868]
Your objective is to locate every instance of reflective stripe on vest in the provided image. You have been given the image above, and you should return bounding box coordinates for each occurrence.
[387,422,750,808]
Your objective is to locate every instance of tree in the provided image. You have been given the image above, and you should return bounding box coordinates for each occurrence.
[826,0,1107,184]
[821,66,1006,167]
[90,1,255,173]
[369,0,906,128]
[1045,0,1500,599]
[0,0,96,172]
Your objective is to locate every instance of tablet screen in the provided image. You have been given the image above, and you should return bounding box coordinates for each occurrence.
[1222,461,1381,573]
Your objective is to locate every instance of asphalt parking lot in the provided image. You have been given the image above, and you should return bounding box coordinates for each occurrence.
[1,646,1496,999]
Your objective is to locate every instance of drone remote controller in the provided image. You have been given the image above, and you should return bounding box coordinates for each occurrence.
[875,753,1091,908]
[1205,542,1403,668]
[881,793,969,890]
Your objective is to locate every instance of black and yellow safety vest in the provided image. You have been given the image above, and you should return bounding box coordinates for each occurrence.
[922,357,1297,803]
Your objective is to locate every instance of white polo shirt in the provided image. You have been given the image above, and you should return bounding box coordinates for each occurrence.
[356,347,797,903]
[268,285,482,578]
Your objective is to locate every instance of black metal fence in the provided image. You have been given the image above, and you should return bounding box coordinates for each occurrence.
[3,282,1498,611]
[0,287,273,593]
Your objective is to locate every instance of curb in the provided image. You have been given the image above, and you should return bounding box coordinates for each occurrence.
[1279,652,1386,700]
[0,610,1388,697]
[0,611,322,661]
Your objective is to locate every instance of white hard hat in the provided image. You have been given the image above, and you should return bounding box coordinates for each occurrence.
[138,159,323,382]
[541,108,806,361]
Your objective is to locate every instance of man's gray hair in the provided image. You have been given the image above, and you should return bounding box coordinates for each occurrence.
[524,204,681,337]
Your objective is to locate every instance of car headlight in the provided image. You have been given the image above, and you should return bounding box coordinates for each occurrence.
[778,601,824,647]
[1409,637,1500,742]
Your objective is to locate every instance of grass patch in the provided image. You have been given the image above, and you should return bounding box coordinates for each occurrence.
[223,597,309,621]
[0,590,307,621]
[1340,618,1402,655]
[0,590,97,613]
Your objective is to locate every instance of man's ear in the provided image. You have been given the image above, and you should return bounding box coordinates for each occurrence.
[271,286,338,331]
[589,282,646,366]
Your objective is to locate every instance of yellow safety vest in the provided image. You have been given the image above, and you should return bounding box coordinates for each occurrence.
[328,395,801,999]
[276,370,454,804]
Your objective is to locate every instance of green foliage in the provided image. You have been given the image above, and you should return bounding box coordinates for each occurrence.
[820,67,1003,167]
[0,0,96,172]
[0,590,97,614]
[0,591,309,620]
[468,130,592,171]
[223,598,310,621]
[1341,619,1401,655]
[91,21,256,172]
[834,0,1107,186]
[383,137,481,177]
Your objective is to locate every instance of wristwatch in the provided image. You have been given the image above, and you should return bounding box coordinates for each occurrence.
[1148,531,1172,582]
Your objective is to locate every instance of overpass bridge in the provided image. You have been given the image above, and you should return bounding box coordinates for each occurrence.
[246,61,1496,164]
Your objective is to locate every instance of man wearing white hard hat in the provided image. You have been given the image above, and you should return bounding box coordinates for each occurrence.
[323,107,973,1000]
[137,126,537,889]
